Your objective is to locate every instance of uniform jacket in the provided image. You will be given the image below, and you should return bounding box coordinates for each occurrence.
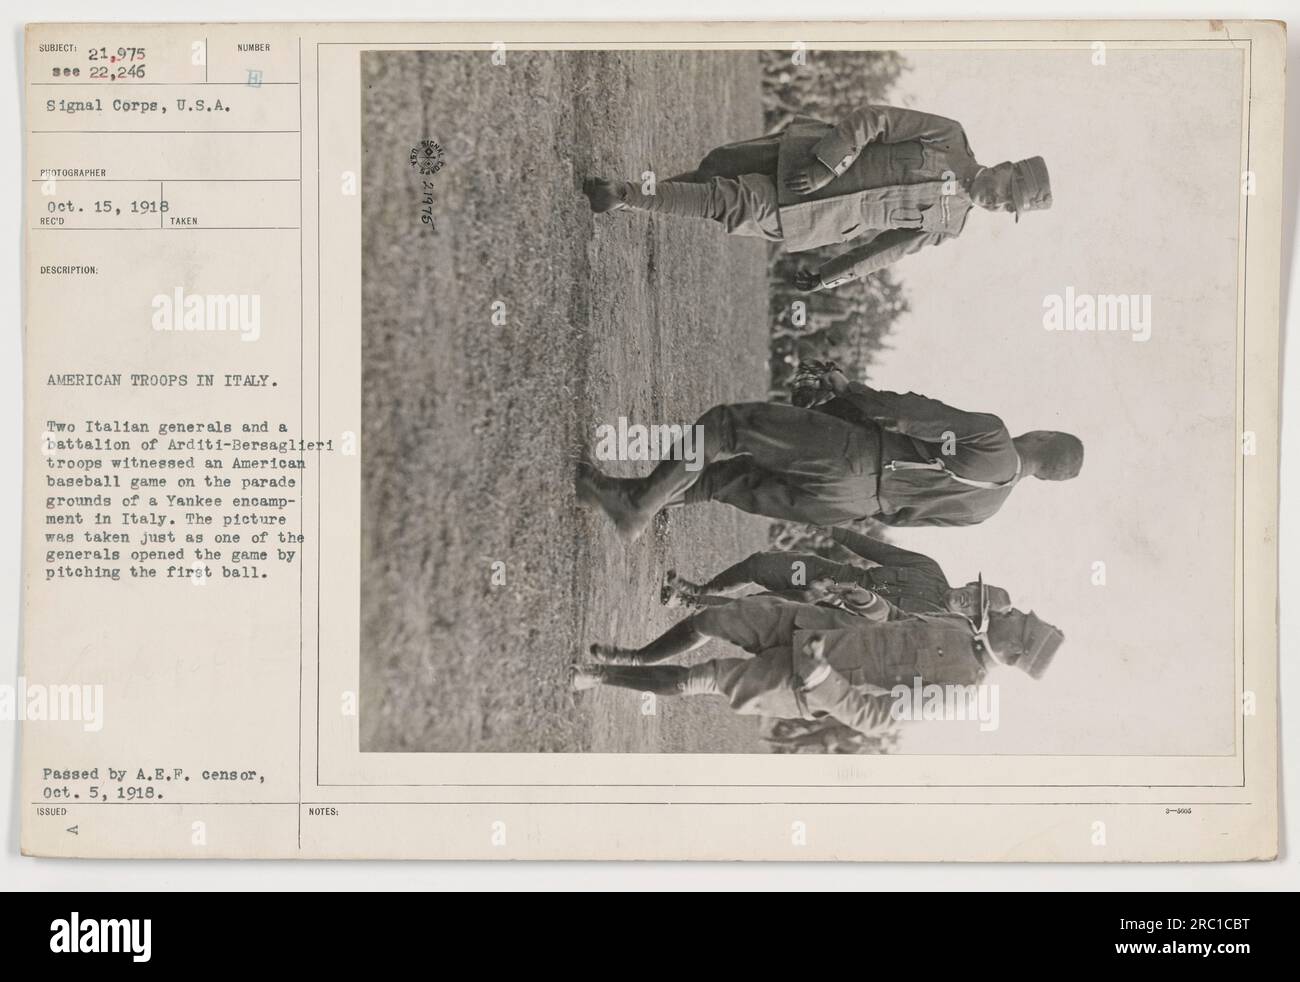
[828,526,950,612]
[791,611,988,736]
[775,106,979,285]
[818,384,1021,527]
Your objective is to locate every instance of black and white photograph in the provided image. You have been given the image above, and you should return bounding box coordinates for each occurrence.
[360,44,1245,756]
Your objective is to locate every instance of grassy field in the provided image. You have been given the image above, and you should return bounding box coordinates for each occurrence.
[360,50,772,753]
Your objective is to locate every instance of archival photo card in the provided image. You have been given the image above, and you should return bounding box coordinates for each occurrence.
[20,20,1283,860]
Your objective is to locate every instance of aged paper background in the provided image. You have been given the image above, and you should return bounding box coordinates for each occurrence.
[20,20,1282,861]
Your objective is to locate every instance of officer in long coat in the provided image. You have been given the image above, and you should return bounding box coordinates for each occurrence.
[570,592,1064,738]
[582,104,1052,289]
[663,525,1012,617]
[576,364,1083,542]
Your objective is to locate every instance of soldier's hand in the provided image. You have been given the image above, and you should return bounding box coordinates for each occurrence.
[791,377,835,409]
[801,634,827,662]
[806,576,838,601]
[797,634,833,692]
[792,269,823,292]
[825,367,849,395]
[790,358,840,388]
[789,358,840,408]
[791,385,829,409]
[784,159,835,195]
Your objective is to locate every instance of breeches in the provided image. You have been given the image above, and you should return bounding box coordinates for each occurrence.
[683,647,808,719]
[626,135,784,240]
[676,402,881,526]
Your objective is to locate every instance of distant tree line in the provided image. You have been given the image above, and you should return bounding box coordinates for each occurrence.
[760,48,912,397]
[755,50,913,755]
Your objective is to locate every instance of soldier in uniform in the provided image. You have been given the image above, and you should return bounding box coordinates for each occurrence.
[570,590,1064,739]
[582,104,1052,289]
[576,363,1083,541]
[663,524,1012,617]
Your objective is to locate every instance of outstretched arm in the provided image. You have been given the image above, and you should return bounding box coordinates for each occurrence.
[785,106,968,195]
[829,527,945,581]
[814,106,967,174]
[806,230,941,290]
[827,376,1009,449]
[796,635,896,736]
